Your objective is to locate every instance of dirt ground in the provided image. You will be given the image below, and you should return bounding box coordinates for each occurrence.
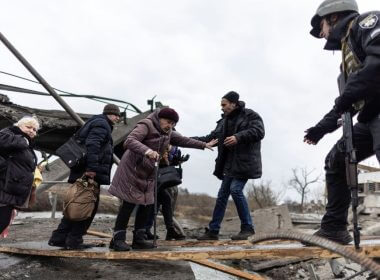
[0,216,198,280]
[0,215,377,280]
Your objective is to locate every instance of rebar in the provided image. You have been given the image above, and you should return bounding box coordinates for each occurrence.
[250,231,380,277]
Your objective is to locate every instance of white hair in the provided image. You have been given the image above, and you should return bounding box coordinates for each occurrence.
[15,116,40,130]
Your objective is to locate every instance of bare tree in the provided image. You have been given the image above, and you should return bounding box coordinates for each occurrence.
[310,183,327,207]
[288,167,320,213]
[246,180,282,210]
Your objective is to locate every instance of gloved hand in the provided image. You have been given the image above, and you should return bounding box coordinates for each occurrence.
[304,126,325,145]
[180,154,190,163]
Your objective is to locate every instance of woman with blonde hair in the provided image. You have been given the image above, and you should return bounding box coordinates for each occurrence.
[0,116,39,236]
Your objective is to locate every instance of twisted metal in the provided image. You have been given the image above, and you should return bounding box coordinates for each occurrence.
[250,231,380,277]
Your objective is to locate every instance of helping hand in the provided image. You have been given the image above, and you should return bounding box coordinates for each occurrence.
[205,139,218,150]
[304,127,325,145]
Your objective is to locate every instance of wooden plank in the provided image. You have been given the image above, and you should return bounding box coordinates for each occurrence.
[87,230,112,239]
[85,230,289,247]
[1,240,380,261]
[191,259,267,280]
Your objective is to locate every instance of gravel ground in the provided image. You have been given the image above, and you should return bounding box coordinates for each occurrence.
[0,215,377,279]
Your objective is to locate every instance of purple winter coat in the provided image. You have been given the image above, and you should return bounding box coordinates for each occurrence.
[109,111,206,205]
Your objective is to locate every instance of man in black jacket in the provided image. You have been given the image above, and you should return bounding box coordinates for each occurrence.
[195,91,265,240]
[304,0,380,244]
[49,104,120,249]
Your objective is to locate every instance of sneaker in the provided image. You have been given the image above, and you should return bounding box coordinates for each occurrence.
[303,228,353,246]
[197,228,219,241]
[231,229,255,240]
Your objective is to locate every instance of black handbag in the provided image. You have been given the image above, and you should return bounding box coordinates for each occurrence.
[56,136,86,168]
[157,166,182,190]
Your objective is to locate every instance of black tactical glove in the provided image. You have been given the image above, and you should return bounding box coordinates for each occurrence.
[304,126,326,144]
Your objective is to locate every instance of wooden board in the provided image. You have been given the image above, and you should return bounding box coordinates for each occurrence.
[1,240,380,261]
[191,259,268,280]
[85,230,292,247]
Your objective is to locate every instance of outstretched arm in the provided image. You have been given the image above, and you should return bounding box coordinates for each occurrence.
[304,107,358,145]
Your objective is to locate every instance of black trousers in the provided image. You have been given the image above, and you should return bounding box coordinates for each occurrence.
[50,193,100,245]
[0,205,13,234]
[114,200,151,232]
[321,115,380,231]
[145,188,173,230]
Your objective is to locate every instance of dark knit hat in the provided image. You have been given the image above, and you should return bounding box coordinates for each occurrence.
[158,108,179,123]
[103,104,120,116]
[222,91,239,103]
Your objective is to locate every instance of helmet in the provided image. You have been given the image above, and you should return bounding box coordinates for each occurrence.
[310,0,358,38]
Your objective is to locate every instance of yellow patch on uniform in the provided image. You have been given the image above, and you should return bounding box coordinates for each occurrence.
[359,14,378,29]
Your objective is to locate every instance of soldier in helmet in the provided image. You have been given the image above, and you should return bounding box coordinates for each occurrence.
[304,0,380,244]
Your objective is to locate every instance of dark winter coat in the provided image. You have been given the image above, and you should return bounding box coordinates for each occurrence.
[0,126,37,206]
[109,111,206,205]
[68,114,114,185]
[316,11,380,134]
[194,101,265,180]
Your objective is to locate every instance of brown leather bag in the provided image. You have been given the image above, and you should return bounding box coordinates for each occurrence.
[63,176,99,221]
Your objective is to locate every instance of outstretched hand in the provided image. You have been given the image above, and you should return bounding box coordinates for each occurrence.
[205,139,218,150]
[304,126,325,145]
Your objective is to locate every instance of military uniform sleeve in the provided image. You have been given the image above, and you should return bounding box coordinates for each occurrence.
[313,108,341,134]
[336,14,380,112]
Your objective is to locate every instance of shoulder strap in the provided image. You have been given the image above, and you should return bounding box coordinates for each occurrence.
[341,19,357,76]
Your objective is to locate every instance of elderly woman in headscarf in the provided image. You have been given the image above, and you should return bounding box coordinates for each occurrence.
[109,107,217,251]
[0,116,39,236]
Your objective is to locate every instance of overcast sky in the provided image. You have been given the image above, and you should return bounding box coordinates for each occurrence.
[0,0,379,201]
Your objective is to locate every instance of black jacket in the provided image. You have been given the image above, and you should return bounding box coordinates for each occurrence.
[317,11,380,134]
[0,126,37,206]
[68,114,114,185]
[194,101,265,180]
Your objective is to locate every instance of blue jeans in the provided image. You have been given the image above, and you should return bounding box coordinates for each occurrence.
[209,176,253,233]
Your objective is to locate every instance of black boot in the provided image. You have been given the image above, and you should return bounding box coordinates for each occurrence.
[314,228,353,245]
[145,229,159,240]
[301,228,353,246]
[197,228,219,240]
[109,230,130,251]
[48,236,66,248]
[166,227,186,241]
[132,229,155,249]
[231,228,255,240]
